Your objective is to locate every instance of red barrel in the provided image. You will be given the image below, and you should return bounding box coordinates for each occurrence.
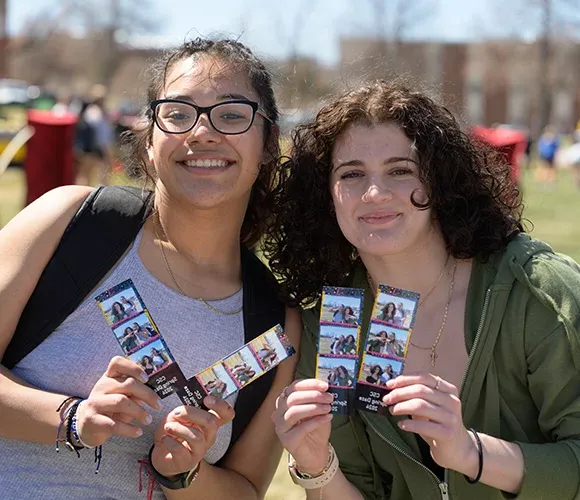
[471,126,528,184]
[24,109,77,205]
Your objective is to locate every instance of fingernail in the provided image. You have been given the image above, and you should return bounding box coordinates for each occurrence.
[144,414,153,425]
[206,396,216,405]
[172,408,182,416]
[386,379,395,388]
[135,428,143,437]
[156,399,163,409]
[141,372,149,383]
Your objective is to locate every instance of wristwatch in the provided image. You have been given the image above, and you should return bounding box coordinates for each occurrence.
[147,445,201,490]
[288,444,339,489]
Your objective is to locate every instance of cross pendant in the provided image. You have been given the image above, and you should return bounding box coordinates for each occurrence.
[430,350,438,367]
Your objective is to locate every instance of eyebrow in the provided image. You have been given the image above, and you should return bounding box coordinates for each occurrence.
[333,156,418,172]
[163,93,252,102]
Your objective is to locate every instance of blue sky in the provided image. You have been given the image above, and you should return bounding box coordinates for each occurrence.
[8,0,494,64]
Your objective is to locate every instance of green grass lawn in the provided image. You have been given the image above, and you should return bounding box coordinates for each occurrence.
[1,166,579,500]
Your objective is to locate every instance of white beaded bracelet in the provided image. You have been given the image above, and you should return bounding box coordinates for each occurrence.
[288,444,339,490]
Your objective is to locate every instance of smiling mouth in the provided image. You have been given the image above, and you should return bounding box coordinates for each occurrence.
[178,159,234,168]
[360,213,401,224]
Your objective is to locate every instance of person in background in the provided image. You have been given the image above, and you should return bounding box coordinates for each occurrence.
[536,124,560,187]
[75,85,115,186]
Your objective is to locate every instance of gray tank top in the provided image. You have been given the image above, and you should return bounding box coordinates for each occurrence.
[0,229,244,499]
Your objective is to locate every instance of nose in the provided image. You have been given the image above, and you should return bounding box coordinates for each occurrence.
[186,112,222,144]
[362,179,393,203]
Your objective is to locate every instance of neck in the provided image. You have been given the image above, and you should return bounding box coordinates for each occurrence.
[152,189,247,280]
[362,230,450,297]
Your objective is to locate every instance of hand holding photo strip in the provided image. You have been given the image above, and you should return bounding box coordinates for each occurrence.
[96,279,187,399]
[317,286,364,414]
[97,280,296,409]
[355,284,420,415]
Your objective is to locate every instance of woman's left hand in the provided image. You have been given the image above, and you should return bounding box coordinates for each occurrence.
[151,396,235,478]
[383,373,475,473]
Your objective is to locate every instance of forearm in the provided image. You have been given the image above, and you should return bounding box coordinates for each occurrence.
[305,469,364,500]
[163,461,260,500]
[458,432,524,495]
[0,365,72,444]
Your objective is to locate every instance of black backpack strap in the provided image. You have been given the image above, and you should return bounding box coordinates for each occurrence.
[217,247,287,460]
[2,185,154,369]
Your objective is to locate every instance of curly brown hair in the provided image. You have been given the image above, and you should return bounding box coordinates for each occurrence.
[121,38,280,247]
[264,78,523,306]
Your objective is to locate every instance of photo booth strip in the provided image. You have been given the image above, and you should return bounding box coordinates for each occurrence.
[96,279,186,399]
[354,284,420,415]
[317,286,364,414]
[96,279,296,409]
[176,324,296,409]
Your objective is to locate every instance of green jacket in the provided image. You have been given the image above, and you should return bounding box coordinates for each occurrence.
[297,234,580,500]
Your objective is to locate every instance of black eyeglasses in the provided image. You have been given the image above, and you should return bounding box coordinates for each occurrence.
[150,99,271,135]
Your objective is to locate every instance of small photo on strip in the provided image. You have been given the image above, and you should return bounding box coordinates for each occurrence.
[95,279,145,328]
[365,320,409,359]
[127,337,174,377]
[371,285,420,330]
[112,311,160,355]
[320,286,364,326]
[318,323,359,357]
[358,353,405,387]
[196,364,238,400]
[316,355,357,389]
[223,346,264,388]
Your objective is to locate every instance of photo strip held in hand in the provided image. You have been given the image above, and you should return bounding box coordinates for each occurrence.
[355,285,419,415]
[96,279,186,399]
[97,280,297,410]
[176,324,296,407]
[316,286,364,414]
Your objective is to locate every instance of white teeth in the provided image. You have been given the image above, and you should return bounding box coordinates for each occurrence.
[183,159,228,168]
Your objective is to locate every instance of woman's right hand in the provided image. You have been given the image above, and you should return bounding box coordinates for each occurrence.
[272,379,334,475]
[75,356,162,447]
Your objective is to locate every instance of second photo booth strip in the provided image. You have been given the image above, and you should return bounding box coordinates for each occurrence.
[315,284,420,415]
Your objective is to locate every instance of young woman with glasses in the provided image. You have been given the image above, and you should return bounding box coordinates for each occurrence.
[0,38,300,499]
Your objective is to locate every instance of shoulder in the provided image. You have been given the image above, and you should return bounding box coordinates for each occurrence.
[499,234,580,350]
[0,185,93,244]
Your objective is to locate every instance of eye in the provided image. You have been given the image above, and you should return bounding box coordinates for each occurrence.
[219,111,247,121]
[390,167,414,176]
[340,170,363,180]
[163,110,190,121]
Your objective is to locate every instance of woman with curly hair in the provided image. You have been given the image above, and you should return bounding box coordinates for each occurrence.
[268,79,580,499]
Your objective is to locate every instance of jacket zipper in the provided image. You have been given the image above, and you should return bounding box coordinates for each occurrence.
[361,413,448,498]
[459,287,491,395]
[360,287,492,500]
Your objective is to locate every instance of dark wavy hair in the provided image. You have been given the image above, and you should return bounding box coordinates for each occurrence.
[264,78,523,306]
[121,37,280,247]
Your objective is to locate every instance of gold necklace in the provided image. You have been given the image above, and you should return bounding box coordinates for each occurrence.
[408,259,457,366]
[366,253,449,309]
[152,213,243,316]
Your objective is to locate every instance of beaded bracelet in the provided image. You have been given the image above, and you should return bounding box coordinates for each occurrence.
[55,397,103,473]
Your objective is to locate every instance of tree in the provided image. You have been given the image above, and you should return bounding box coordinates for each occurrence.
[484,0,580,135]
[366,0,438,72]
[15,0,159,89]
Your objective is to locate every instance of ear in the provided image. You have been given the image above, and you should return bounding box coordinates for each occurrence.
[146,143,154,165]
[262,123,280,164]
